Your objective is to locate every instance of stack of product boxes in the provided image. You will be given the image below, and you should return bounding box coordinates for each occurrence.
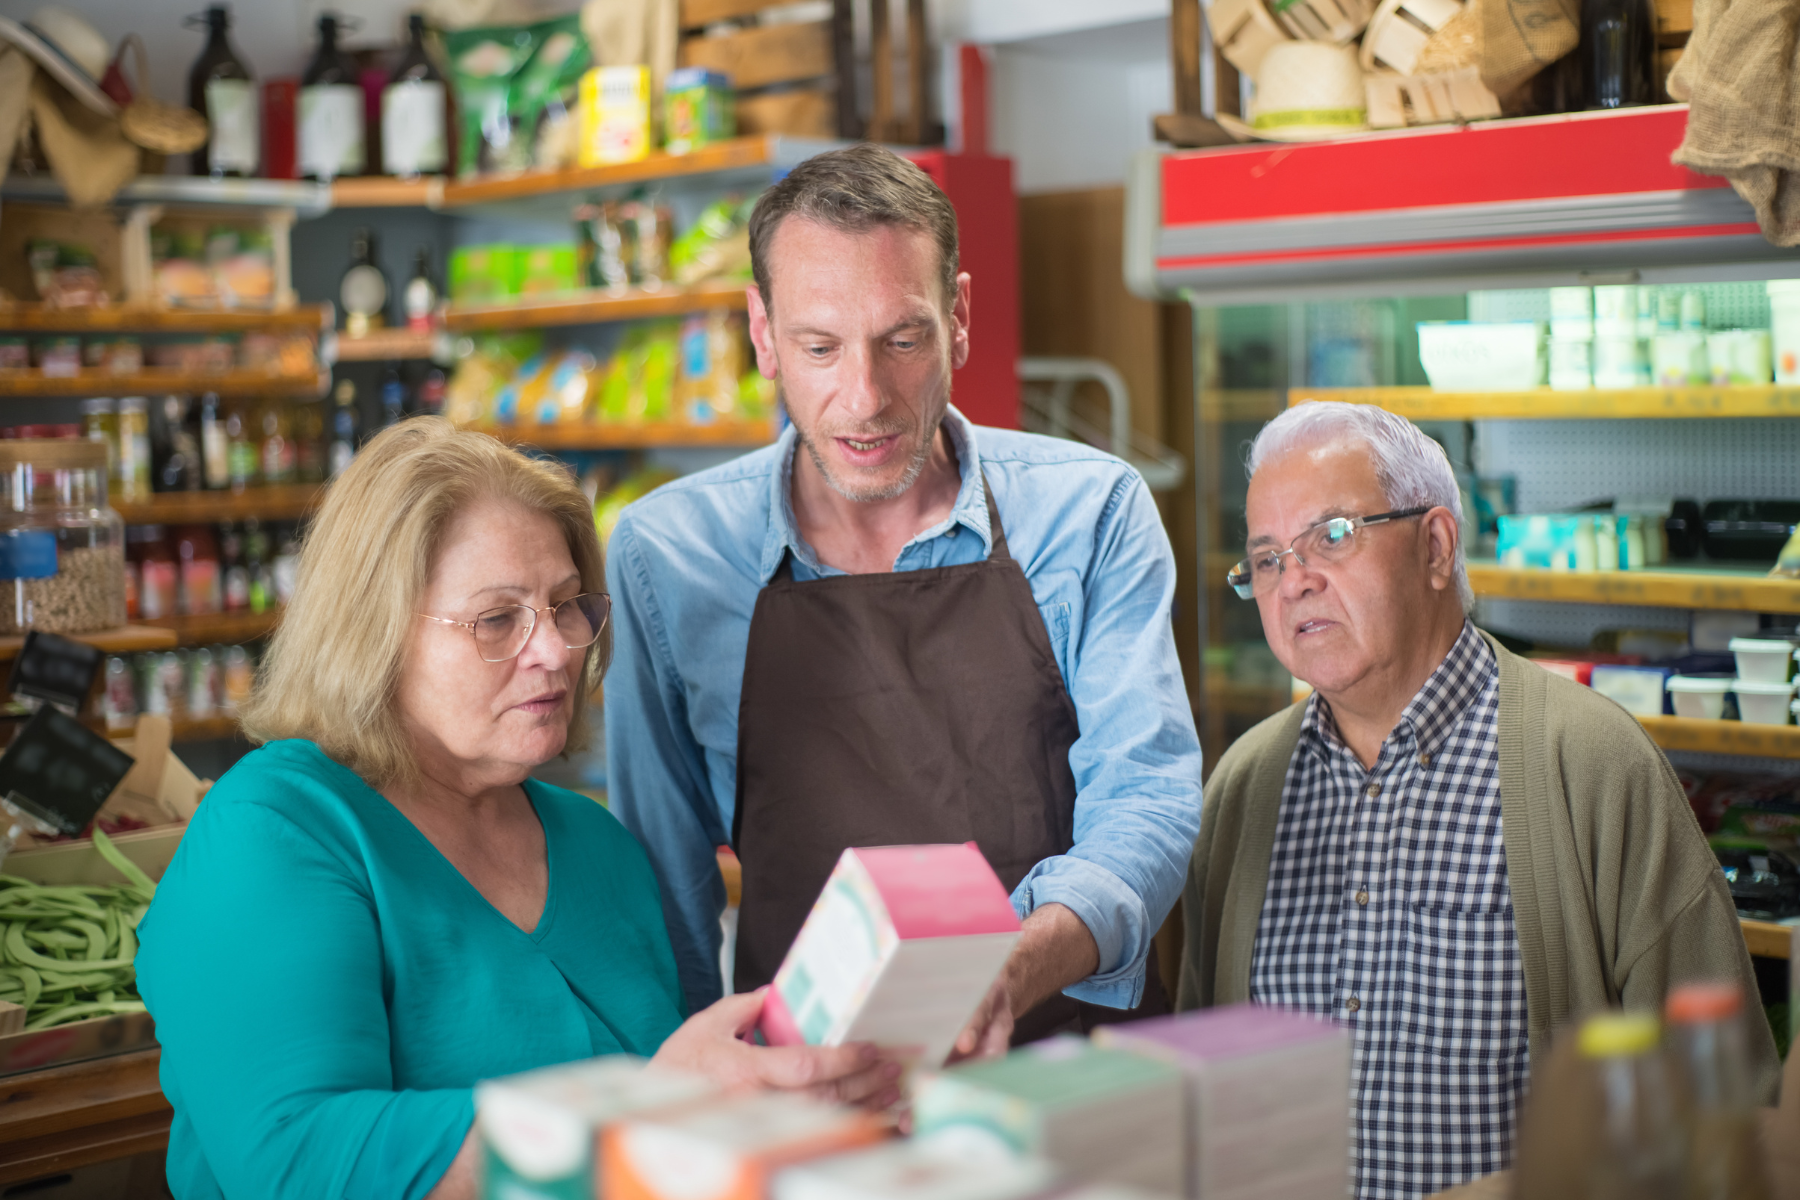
[474,844,1353,1200]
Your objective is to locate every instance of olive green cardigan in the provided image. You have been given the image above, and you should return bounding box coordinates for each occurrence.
[1177,632,1781,1099]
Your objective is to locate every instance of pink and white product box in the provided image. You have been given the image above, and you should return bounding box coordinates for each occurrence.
[1095,1004,1350,1200]
[772,1139,1057,1200]
[758,844,1021,1071]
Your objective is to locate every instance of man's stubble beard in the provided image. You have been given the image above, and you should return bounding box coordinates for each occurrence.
[789,380,950,504]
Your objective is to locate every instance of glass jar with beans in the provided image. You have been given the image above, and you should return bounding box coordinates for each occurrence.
[0,440,127,634]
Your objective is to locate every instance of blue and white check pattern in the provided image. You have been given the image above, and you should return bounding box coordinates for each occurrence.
[1249,622,1528,1200]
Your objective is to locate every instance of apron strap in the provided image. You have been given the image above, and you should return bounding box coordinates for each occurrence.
[770,470,1012,582]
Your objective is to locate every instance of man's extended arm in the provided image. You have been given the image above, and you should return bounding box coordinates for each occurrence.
[605,517,731,1012]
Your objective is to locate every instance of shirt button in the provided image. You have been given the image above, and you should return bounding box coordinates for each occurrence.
[1366,784,1380,799]
[1345,996,1361,1013]
[946,527,958,538]
[1419,753,1432,767]
[1355,889,1369,906]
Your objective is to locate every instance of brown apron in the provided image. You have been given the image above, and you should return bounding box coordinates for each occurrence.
[732,475,1166,1041]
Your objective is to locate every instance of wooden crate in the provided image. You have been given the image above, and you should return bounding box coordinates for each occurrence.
[677,20,834,91]
[736,89,835,138]
[0,203,127,305]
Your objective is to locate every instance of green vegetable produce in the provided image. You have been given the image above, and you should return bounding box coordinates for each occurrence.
[0,829,155,1031]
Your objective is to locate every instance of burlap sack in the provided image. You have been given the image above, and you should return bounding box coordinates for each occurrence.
[27,71,138,208]
[1671,0,1800,247]
[1477,0,1578,95]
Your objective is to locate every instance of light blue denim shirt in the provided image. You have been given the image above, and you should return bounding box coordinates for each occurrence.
[604,407,1204,1012]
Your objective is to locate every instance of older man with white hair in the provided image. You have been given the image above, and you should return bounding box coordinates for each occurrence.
[1176,401,1775,1200]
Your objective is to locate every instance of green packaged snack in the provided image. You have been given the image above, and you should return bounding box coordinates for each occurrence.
[445,24,542,178]
[449,245,522,304]
[663,67,734,154]
[508,14,590,170]
[516,245,580,296]
[669,195,754,287]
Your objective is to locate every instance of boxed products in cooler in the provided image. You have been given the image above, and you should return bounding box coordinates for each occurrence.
[1591,664,1673,717]
[912,1037,1185,1193]
[757,843,1020,1071]
[476,1056,717,1200]
[772,1141,1055,1200]
[1095,1004,1349,1200]
[601,1092,885,1200]
[1415,322,1544,391]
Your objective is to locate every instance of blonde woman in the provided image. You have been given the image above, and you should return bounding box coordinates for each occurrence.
[136,420,897,1200]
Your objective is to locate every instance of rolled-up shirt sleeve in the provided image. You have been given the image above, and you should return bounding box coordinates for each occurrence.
[605,516,731,1011]
[1012,470,1205,1009]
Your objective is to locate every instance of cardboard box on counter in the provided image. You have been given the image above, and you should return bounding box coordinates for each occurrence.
[772,1140,1056,1200]
[1095,1004,1349,1200]
[758,844,1020,1072]
[601,1092,886,1200]
[912,1036,1185,1194]
[476,1055,718,1200]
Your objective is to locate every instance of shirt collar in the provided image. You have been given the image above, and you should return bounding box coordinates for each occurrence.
[1300,620,1495,765]
[757,404,991,583]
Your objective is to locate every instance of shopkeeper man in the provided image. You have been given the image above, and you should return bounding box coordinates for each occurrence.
[606,144,1203,1047]
[1178,400,1778,1200]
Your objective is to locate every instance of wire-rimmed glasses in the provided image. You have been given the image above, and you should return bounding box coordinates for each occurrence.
[418,592,612,663]
[1226,507,1432,599]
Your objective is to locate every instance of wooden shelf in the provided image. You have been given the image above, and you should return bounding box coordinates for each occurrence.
[0,304,328,334]
[0,369,324,398]
[1209,389,1285,423]
[1741,918,1794,960]
[330,176,444,208]
[113,485,323,525]
[445,282,749,333]
[1467,563,1800,614]
[470,418,777,450]
[1636,714,1800,759]
[440,137,784,207]
[1204,677,1293,716]
[333,328,440,361]
[1289,384,1800,420]
[168,715,242,741]
[0,626,177,662]
[139,609,283,645]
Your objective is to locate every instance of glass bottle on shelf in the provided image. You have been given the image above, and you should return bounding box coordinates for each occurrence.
[402,247,438,332]
[341,228,389,338]
[118,397,152,502]
[416,365,446,418]
[220,521,250,613]
[1582,0,1656,109]
[176,524,222,616]
[329,379,361,477]
[259,400,296,485]
[382,13,447,180]
[293,396,326,483]
[380,364,407,428]
[198,391,230,490]
[224,400,258,490]
[244,517,275,613]
[299,13,365,181]
[272,525,301,605]
[185,4,258,177]
[153,395,202,493]
[137,524,180,621]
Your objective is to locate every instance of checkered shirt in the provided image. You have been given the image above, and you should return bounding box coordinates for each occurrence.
[1249,622,1528,1200]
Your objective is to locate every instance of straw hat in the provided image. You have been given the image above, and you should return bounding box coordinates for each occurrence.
[0,7,114,115]
[1252,41,1367,141]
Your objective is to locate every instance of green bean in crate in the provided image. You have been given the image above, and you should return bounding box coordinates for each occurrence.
[0,829,155,1031]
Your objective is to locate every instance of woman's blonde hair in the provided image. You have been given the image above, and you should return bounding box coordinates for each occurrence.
[239,418,609,786]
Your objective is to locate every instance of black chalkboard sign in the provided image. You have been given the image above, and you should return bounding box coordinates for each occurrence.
[0,706,134,835]
[9,631,103,712]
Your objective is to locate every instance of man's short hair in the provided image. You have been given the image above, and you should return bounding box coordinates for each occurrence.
[1247,401,1474,611]
[748,142,960,314]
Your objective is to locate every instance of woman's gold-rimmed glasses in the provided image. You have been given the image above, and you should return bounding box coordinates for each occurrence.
[418,592,612,663]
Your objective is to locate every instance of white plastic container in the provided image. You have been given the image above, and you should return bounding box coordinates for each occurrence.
[1416,322,1545,391]
[1767,280,1800,384]
[1729,637,1796,683]
[1666,675,1732,720]
[1733,678,1796,725]
[1592,664,1672,717]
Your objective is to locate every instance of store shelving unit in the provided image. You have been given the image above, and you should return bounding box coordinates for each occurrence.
[470,418,777,451]
[0,626,176,661]
[1637,715,1800,760]
[1465,564,1800,614]
[330,178,444,209]
[113,485,323,525]
[333,328,438,362]
[0,369,325,398]
[1289,384,1800,421]
[445,282,751,333]
[437,137,808,208]
[140,609,283,646]
[1741,919,1794,959]
[0,304,329,334]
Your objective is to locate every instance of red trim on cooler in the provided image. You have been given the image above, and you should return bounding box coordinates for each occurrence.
[1161,108,1725,227]
[1156,221,1764,272]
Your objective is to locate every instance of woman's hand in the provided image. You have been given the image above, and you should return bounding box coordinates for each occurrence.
[651,989,903,1109]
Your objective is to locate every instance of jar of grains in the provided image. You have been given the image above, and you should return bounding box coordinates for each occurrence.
[0,440,127,634]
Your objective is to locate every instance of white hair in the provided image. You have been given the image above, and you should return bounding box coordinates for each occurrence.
[1246,401,1473,611]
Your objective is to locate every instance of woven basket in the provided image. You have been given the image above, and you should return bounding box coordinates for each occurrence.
[114,35,206,155]
[1270,0,1378,44]
[1209,0,1294,76]
[1360,0,1467,74]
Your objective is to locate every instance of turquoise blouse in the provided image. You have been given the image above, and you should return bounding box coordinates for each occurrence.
[136,739,686,1200]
